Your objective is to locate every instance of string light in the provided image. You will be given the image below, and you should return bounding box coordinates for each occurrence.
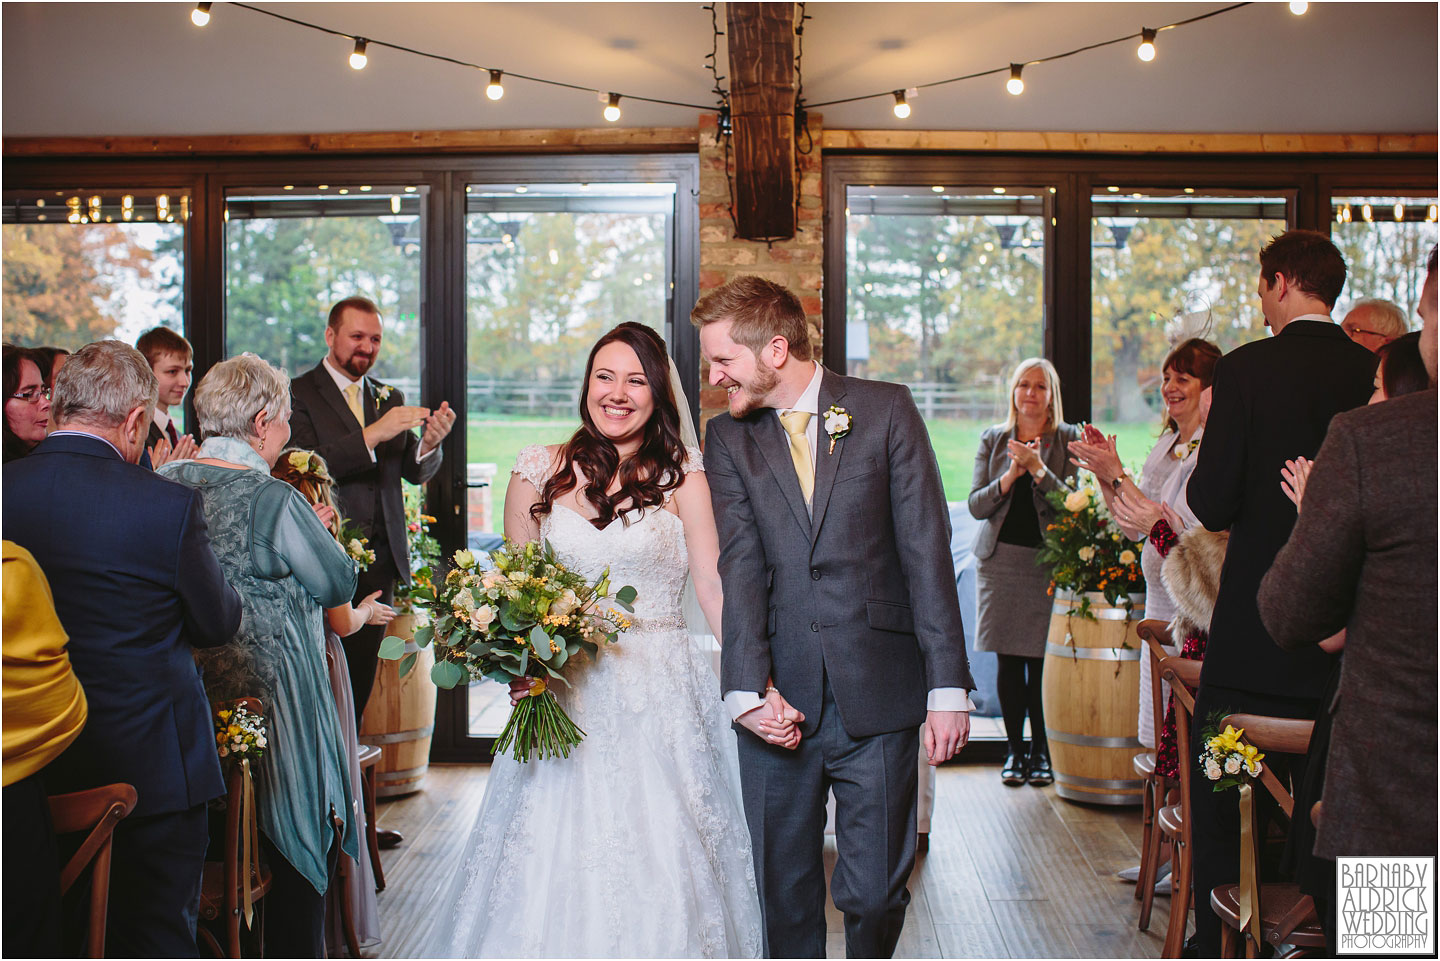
[1289,1,1308,14]
[1361,203,1373,222]
[891,90,910,119]
[1394,202,1405,222]
[1006,63,1025,96]
[1137,28,1157,61]
[191,2,211,27]
[1429,205,1438,223]
[156,194,171,220]
[349,38,368,70]
[486,69,505,101]
[603,92,622,122]
[391,195,402,214]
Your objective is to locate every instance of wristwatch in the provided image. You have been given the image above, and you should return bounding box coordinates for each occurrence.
[1111,475,1125,494]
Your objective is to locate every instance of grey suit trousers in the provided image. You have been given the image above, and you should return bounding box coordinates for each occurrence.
[736,674,919,959]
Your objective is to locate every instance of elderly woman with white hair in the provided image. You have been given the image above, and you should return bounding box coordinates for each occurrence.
[158,352,358,957]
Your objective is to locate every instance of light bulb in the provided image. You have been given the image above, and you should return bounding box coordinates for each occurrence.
[1137,28,1156,62]
[1361,203,1373,222]
[350,38,368,70]
[1006,64,1024,96]
[1394,202,1405,222]
[892,91,910,119]
[391,195,402,214]
[603,93,621,122]
[191,2,211,26]
[486,69,505,101]
[1289,1,1308,14]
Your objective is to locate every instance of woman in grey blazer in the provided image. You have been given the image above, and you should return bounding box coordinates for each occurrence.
[967,358,1080,786]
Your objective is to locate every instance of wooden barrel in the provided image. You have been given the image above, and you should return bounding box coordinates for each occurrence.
[1041,590,1146,806]
[358,614,436,797]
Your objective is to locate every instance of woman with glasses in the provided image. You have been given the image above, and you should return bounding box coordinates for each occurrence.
[4,345,52,463]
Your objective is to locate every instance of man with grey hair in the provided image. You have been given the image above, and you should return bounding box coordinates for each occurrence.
[1340,297,1409,352]
[3,339,241,956]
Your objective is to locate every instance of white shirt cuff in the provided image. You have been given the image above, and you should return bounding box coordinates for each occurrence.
[723,689,766,721]
[416,442,440,464]
[928,688,975,712]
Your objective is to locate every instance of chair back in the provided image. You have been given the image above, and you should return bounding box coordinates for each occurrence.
[1137,619,1175,759]
[1220,713,1314,819]
[48,782,138,958]
[1160,656,1202,820]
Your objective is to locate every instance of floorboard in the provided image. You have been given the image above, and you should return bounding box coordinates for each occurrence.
[361,762,1174,958]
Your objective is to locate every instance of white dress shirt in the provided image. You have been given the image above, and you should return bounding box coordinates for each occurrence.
[322,357,437,465]
[724,363,974,720]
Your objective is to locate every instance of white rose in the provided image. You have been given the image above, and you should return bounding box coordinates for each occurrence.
[470,605,496,629]
[550,589,579,617]
[1224,755,1242,775]
[1244,758,1262,777]
[453,590,475,613]
[1119,549,1137,566]
[1077,546,1096,562]
[349,538,365,555]
[1064,489,1090,512]
[256,735,267,748]
[1204,758,1223,780]
[481,571,505,591]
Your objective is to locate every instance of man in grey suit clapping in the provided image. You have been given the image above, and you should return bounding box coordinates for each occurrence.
[696,276,975,959]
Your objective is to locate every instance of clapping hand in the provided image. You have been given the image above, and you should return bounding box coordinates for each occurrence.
[420,401,457,457]
[1005,438,1043,476]
[1281,457,1313,512]
[1069,426,1123,484]
[1111,487,1165,535]
[366,405,430,448]
[149,433,199,467]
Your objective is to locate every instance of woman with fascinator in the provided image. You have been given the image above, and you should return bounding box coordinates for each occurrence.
[428,323,768,958]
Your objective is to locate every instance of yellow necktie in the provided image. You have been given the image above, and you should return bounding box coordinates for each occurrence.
[344,382,365,425]
[779,410,815,505]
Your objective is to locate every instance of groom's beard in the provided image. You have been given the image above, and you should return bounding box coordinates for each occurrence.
[728,362,780,418]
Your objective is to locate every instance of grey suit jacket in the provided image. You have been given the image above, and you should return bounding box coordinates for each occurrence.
[966,422,1082,560]
[705,368,975,739]
[1258,389,1437,860]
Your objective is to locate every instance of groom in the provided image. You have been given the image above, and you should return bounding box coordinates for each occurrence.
[696,276,975,958]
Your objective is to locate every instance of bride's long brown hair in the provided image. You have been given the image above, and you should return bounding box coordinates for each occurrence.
[532,323,686,529]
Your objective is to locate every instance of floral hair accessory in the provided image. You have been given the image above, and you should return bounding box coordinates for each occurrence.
[823,404,852,455]
[285,449,331,482]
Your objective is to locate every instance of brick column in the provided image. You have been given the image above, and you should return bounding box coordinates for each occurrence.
[695,111,825,436]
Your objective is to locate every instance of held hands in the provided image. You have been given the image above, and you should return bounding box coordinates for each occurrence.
[738,687,804,750]
[310,502,338,529]
[925,710,970,766]
[1281,457,1313,512]
[148,433,199,467]
[419,401,457,457]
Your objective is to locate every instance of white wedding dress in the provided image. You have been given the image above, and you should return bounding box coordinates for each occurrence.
[427,445,764,959]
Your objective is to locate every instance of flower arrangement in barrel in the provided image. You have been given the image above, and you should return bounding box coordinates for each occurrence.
[393,483,440,615]
[379,538,636,762]
[1036,482,1146,612]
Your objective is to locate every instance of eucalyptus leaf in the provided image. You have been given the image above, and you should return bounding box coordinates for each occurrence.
[397,651,418,678]
[615,585,637,606]
[483,668,515,685]
[553,646,569,669]
[500,602,531,633]
[579,640,598,657]
[431,659,467,689]
[528,625,551,660]
[414,625,434,648]
[518,646,530,675]
[376,635,406,661]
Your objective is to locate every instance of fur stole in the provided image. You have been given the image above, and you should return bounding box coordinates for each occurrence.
[1160,527,1228,640]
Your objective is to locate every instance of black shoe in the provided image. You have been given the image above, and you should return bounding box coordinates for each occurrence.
[1027,748,1053,787]
[1179,935,1202,959]
[377,829,404,849]
[1001,751,1028,786]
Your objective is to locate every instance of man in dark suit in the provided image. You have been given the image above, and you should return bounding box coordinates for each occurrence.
[288,297,455,729]
[1259,246,1438,948]
[1185,229,1377,954]
[3,340,241,957]
[697,276,974,958]
[135,326,199,467]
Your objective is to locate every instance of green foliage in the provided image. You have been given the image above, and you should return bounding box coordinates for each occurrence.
[1035,485,1146,607]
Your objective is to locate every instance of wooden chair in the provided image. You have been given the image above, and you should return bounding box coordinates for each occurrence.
[1134,619,1176,931]
[198,697,273,958]
[48,782,139,958]
[1157,655,1203,959]
[1209,713,1325,958]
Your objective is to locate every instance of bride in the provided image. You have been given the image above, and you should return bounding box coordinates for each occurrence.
[428,323,787,958]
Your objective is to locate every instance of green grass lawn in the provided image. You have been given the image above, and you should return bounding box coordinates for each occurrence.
[464,414,1162,532]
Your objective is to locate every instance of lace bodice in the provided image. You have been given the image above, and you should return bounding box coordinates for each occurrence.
[512,443,703,627]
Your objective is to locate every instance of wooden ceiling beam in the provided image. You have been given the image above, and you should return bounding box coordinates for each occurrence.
[725,2,797,241]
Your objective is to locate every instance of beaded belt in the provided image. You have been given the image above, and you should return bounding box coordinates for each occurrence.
[624,613,687,633]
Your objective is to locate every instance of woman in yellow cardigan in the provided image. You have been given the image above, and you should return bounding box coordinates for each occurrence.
[3,540,88,956]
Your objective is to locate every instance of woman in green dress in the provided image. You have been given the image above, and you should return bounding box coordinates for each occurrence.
[158,352,358,957]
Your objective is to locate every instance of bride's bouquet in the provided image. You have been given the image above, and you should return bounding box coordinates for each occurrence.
[380,539,637,762]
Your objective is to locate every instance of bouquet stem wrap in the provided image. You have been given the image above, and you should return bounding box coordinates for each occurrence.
[493,680,585,762]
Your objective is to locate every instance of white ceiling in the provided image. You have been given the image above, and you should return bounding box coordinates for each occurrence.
[3,2,1436,138]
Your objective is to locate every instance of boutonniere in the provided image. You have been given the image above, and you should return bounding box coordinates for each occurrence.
[374,383,394,402]
[822,404,852,455]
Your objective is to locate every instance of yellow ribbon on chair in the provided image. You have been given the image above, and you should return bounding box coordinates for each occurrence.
[241,758,259,928]
[1236,781,1262,950]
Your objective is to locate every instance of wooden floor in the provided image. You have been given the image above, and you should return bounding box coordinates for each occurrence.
[368,762,1185,959]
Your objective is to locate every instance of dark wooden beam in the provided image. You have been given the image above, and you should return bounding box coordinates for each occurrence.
[726,2,796,241]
